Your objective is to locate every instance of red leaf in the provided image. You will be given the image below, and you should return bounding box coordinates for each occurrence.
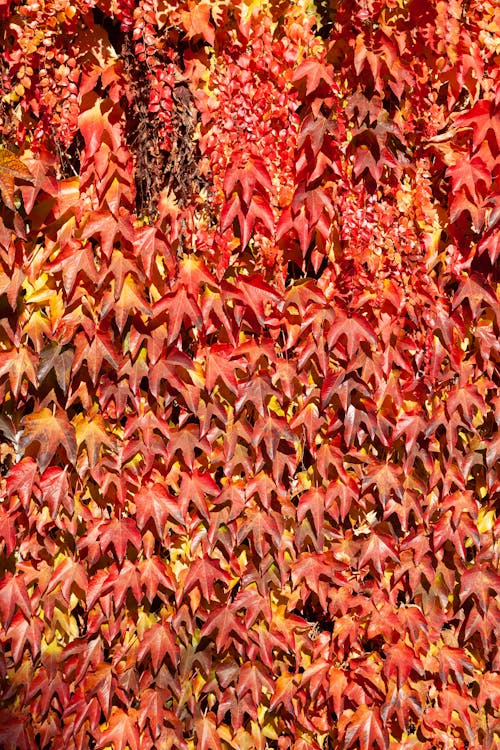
[20,408,77,473]
[383,642,423,688]
[135,482,182,534]
[343,705,387,750]
[72,329,121,386]
[460,563,500,613]
[201,604,246,653]
[0,573,32,629]
[180,556,231,603]
[195,712,222,750]
[96,707,140,750]
[136,622,179,673]
[98,517,142,564]
[447,156,491,200]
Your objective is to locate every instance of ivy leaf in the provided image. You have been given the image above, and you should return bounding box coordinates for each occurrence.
[269,673,297,713]
[180,556,231,604]
[0,507,16,556]
[343,705,387,750]
[447,156,490,200]
[383,642,423,688]
[20,407,77,473]
[136,622,179,674]
[201,604,246,653]
[358,531,400,577]
[0,148,34,210]
[96,707,140,750]
[139,557,175,602]
[75,413,117,469]
[97,518,142,564]
[181,2,215,46]
[0,573,32,629]
[135,482,183,534]
[451,274,498,317]
[5,612,44,666]
[194,712,222,750]
[72,329,121,386]
[460,564,500,614]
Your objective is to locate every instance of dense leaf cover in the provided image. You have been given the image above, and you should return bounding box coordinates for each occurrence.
[0,0,499,748]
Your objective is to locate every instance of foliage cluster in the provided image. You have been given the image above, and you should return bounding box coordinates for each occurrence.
[0,0,499,748]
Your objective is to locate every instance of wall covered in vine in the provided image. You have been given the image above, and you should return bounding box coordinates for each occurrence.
[0,0,499,748]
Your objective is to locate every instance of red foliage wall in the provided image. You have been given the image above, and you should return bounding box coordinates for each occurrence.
[0,0,499,748]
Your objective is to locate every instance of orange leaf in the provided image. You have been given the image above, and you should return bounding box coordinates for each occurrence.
[0,148,34,210]
[20,407,77,473]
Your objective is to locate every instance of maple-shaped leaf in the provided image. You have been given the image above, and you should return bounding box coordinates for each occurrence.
[136,622,179,673]
[108,559,142,610]
[343,705,387,750]
[5,612,44,666]
[152,287,202,345]
[290,401,325,448]
[358,532,400,577]
[235,374,276,417]
[139,556,175,602]
[251,413,295,460]
[205,343,241,396]
[327,311,377,359]
[236,661,274,707]
[451,273,499,318]
[6,457,38,509]
[0,266,25,309]
[201,604,246,653]
[438,646,473,688]
[97,517,142,564]
[72,329,121,386]
[47,240,98,296]
[132,224,175,280]
[46,556,88,604]
[194,712,222,750]
[446,156,491,201]
[0,346,38,399]
[455,99,500,151]
[80,208,118,259]
[20,407,77,473]
[380,679,422,732]
[223,157,273,205]
[101,274,151,334]
[180,556,231,604]
[180,2,215,45]
[96,707,140,750]
[39,466,73,518]
[135,482,183,534]
[297,486,326,541]
[460,563,500,613]
[0,148,34,210]
[0,507,16,556]
[165,425,210,473]
[362,461,404,507]
[37,343,74,394]
[75,413,117,469]
[237,506,282,558]
[176,469,219,520]
[269,673,297,713]
[292,58,334,97]
[291,553,348,610]
[0,573,32,629]
[383,642,423,688]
